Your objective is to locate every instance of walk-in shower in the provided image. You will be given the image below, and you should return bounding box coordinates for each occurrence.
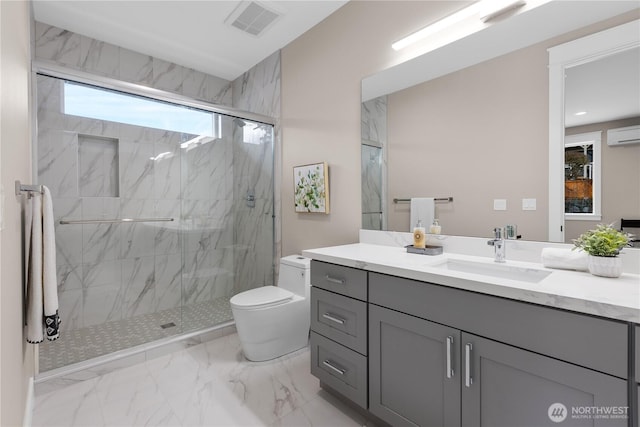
[35,73,275,372]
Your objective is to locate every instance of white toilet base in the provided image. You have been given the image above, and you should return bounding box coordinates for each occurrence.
[232,295,310,362]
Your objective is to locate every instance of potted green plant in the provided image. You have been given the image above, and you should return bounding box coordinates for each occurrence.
[573,224,631,278]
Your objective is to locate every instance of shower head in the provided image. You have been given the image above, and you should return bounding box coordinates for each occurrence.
[233,118,246,127]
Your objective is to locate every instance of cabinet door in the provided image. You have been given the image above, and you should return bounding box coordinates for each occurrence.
[461,333,628,427]
[369,304,461,427]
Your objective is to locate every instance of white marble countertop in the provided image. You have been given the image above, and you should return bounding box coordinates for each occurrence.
[302,243,640,324]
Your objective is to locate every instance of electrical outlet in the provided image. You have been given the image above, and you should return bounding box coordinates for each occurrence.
[493,199,507,211]
[522,198,537,211]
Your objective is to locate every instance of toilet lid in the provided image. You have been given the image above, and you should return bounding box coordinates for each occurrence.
[230,286,293,309]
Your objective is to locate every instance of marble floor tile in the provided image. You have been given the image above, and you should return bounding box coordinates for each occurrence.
[33,333,379,427]
[32,378,105,427]
[271,390,373,427]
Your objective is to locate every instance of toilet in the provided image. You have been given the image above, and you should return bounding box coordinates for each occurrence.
[230,255,311,361]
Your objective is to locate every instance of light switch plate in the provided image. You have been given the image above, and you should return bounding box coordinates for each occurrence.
[493,199,507,211]
[522,198,537,211]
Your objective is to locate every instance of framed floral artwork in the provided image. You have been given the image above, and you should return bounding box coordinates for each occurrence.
[293,162,330,213]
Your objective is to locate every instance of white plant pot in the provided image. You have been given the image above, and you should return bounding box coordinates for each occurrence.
[587,255,623,278]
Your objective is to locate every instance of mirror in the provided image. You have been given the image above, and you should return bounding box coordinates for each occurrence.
[549,21,640,243]
[361,3,640,243]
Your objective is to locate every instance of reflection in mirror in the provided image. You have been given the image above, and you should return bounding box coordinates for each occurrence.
[563,47,640,242]
[564,132,600,217]
[361,97,387,231]
[361,6,639,243]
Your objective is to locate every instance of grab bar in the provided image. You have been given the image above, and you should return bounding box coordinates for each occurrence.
[59,217,174,225]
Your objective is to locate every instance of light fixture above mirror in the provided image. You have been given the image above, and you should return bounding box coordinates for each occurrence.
[391,0,531,52]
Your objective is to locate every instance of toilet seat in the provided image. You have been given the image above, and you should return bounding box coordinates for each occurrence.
[230,286,294,310]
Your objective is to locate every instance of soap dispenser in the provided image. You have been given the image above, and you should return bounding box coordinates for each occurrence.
[430,219,441,235]
[413,220,426,249]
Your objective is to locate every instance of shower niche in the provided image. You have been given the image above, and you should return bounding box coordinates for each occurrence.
[78,134,119,198]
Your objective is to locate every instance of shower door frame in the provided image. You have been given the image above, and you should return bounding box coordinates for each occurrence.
[31,61,277,373]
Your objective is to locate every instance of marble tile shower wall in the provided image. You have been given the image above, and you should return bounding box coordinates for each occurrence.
[232,51,280,292]
[34,22,232,105]
[37,75,234,329]
[35,22,282,326]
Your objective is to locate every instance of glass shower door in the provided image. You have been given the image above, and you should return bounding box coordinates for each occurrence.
[36,74,274,372]
[179,116,275,333]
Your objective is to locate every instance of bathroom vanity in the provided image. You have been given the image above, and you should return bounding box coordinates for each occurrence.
[303,241,640,427]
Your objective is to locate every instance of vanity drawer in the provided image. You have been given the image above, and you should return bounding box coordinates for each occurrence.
[311,260,367,300]
[369,272,628,379]
[310,331,367,409]
[311,287,367,355]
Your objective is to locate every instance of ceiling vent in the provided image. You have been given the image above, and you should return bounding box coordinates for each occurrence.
[225,1,282,37]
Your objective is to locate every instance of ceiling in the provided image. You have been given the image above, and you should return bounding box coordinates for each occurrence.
[32,0,640,127]
[32,0,348,81]
[565,47,640,128]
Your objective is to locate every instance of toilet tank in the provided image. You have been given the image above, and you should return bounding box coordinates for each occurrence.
[278,255,311,298]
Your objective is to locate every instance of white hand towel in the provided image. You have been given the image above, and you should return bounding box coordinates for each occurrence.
[26,192,43,343]
[26,186,59,344]
[541,248,588,272]
[410,198,435,232]
[42,186,59,340]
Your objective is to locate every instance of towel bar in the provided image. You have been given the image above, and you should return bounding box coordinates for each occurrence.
[59,217,175,225]
[393,197,453,204]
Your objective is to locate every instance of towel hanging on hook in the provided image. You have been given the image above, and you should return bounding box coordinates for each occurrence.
[24,185,60,343]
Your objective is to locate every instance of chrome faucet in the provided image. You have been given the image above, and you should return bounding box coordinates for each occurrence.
[487,227,506,263]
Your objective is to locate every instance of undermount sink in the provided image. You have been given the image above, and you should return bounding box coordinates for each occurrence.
[435,259,552,283]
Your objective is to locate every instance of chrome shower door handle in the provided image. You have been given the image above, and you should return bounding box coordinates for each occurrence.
[465,343,473,387]
[446,336,454,379]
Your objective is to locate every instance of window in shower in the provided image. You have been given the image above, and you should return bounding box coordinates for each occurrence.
[63,81,221,137]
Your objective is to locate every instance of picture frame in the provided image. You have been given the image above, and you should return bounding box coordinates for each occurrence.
[293,162,330,213]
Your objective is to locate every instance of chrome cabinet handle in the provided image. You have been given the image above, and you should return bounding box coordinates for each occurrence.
[446,336,454,379]
[465,343,473,387]
[323,360,346,376]
[325,275,345,285]
[322,312,346,325]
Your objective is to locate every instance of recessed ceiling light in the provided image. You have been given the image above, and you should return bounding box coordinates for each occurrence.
[575,111,587,116]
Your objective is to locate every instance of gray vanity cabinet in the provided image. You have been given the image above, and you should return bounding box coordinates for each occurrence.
[461,333,628,427]
[636,325,639,424]
[369,304,461,427]
[309,261,368,409]
[309,261,632,427]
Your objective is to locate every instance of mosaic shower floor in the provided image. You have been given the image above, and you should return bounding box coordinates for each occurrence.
[39,297,233,372]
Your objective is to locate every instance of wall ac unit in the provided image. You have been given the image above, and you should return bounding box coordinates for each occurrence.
[607,125,640,146]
